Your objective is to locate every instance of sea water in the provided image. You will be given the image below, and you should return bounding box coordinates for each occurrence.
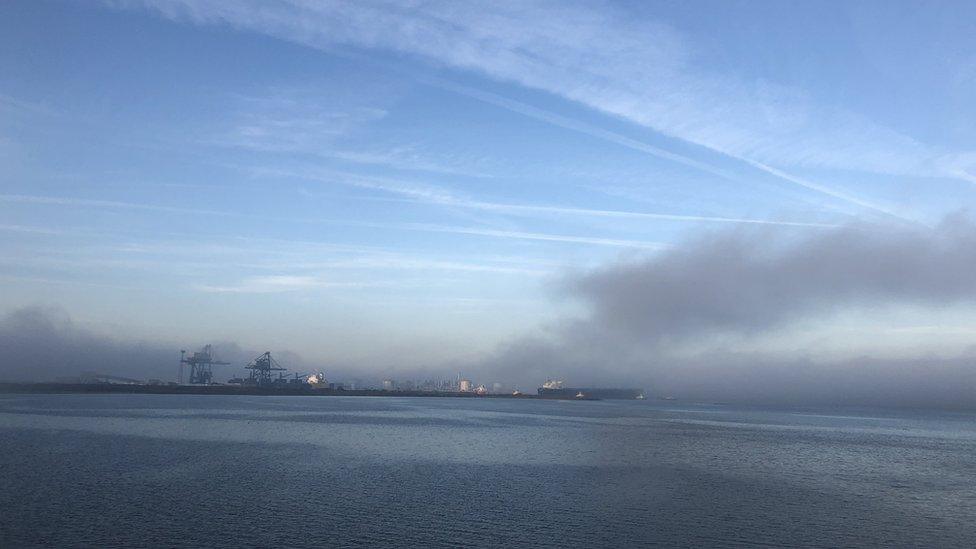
[1,394,974,547]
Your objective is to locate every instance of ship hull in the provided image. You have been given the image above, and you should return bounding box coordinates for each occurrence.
[537,387,645,399]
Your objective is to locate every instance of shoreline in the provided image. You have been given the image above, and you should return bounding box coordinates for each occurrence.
[0,382,599,400]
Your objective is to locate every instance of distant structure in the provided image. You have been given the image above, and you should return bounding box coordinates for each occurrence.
[73,372,143,385]
[179,345,230,385]
[459,379,473,392]
[537,378,645,400]
[305,372,327,386]
[244,351,287,385]
[541,379,564,390]
[381,379,394,391]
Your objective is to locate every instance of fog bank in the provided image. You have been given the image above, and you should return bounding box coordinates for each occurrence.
[4,216,976,409]
[477,215,976,409]
[0,307,298,383]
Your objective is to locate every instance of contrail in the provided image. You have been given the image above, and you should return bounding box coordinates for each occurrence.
[289,168,837,228]
[740,159,913,224]
[431,78,737,183]
[316,218,667,249]
[0,194,234,217]
[1,192,666,249]
[403,223,667,249]
[443,199,837,228]
[430,79,912,223]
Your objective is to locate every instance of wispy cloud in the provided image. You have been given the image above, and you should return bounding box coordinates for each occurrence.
[214,93,386,152]
[293,256,548,276]
[938,152,976,185]
[366,221,668,249]
[116,0,974,208]
[0,186,809,253]
[431,79,738,183]
[738,160,912,224]
[282,168,837,228]
[0,224,68,236]
[109,234,557,275]
[193,274,478,294]
[0,193,235,217]
[0,191,651,248]
[433,81,909,223]
[211,88,490,177]
[423,197,836,228]
[325,148,492,178]
[0,93,57,116]
[0,272,141,290]
[195,275,346,294]
[0,221,559,294]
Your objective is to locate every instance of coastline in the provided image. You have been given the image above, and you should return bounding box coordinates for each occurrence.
[0,382,600,400]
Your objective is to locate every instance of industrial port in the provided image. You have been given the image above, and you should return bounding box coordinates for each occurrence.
[1,344,646,401]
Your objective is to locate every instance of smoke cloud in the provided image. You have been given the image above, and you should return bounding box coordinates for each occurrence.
[0,307,295,383]
[0,306,177,382]
[4,216,976,408]
[571,215,976,341]
[478,215,976,409]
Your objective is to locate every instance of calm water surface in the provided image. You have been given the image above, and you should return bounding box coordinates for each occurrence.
[1,394,974,547]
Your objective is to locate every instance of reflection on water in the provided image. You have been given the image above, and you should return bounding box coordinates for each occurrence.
[2,394,975,547]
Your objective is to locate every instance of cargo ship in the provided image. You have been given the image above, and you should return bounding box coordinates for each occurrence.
[536,379,645,400]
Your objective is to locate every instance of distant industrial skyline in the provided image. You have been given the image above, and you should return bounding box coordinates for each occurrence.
[2,1,976,406]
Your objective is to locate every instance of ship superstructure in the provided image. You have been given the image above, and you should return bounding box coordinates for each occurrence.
[537,379,645,400]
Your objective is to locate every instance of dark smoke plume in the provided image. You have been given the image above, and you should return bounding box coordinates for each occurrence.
[570,215,976,342]
[478,215,976,409]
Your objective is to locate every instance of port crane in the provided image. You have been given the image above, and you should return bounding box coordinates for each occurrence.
[179,345,230,385]
[244,351,287,385]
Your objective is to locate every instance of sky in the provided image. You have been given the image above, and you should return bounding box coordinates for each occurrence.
[2,1,976,405]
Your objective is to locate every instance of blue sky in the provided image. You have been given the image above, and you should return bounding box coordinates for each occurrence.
[2,1,976,378]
